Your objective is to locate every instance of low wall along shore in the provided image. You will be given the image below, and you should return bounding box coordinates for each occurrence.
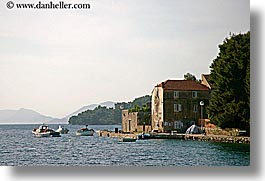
[97,130,137,139]
[184,134,250,144]
[97,130,250,144]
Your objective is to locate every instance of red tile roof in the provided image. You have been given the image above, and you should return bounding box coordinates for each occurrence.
[156,80,209,91]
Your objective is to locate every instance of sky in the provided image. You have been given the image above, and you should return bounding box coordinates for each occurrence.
[0,0,249,118]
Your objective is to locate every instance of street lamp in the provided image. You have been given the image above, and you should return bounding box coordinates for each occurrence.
[200,101,204,131]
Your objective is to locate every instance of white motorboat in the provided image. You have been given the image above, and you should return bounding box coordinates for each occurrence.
[76,125,94,136]
[56,125,69,134]
[32,124,61,137]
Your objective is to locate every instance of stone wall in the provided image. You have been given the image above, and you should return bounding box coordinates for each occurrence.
[205,127,242,136]
[136,125,152,133]
[121,110,138,133]
[185,134,250,144]
[151,86,164,132]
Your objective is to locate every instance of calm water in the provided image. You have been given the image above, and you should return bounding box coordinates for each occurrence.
[0,124,250,166]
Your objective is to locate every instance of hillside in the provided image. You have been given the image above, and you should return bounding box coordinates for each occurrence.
[63,101,116,120]
[69,95,151,125]
[0,108,55,124]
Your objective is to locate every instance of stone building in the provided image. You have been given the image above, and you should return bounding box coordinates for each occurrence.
[151,79,211,133]
[122,110,138,133]
[122,110,151,133]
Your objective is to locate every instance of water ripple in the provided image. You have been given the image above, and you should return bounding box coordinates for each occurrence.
[0,124,250,166]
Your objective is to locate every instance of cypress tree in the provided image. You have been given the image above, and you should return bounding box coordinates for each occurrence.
[207,31,250,134]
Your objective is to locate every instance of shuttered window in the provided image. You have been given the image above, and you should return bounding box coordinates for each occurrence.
[173,91,179,99]
[192,91,198,98]
[193,105,198,112]
[174,104,182,112]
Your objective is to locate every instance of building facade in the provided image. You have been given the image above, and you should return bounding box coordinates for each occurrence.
[151,79,211,133]
[122,110,138,133]
[122,110,151,133]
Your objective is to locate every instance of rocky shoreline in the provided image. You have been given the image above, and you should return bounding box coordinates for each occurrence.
[184,134,250,144]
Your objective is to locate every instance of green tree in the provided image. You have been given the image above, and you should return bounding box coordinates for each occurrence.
[129,105,141,113]
[184,73,198,81]
[141,104,150,112]
[207,31,250,134]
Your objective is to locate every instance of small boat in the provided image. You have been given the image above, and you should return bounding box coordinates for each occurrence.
[119,137,137,142]
[32,124,61,137]
[76,125,94,136]
[137,133,151,140]
[56,125,69,134]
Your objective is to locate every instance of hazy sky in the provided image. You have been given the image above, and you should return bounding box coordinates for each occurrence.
[0,0,249,118]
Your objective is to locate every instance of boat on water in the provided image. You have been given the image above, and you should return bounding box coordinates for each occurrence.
[32,124,61,137]
[76,125,94,136]
[56,125,69,134]
[119,137,137,142]
[137,133,151,140]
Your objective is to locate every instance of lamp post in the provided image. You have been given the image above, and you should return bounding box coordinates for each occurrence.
[200,101,204,131]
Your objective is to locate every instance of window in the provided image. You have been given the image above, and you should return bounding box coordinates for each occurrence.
[174,121,183,129]
[193,105,198,112]
[192,91,198,98]
[173,91,179,99]
[174,104,182,112]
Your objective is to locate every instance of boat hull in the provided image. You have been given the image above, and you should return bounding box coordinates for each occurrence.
[75,130,94,136]
[32,126,61,138]
[32,131,50,138]
[56,129,69,134]
[56,125,69,134]
[137,133,151,140]
[120,138,137,142]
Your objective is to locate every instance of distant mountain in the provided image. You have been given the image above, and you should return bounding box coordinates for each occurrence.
[0,101,116,124]
[62,101,116,120]
[0,108,55,124]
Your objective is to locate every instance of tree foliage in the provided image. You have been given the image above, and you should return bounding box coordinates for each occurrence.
[207,32,250,133]
[69,95,151,125]
[128,104,150,113]
[184,73,197,81]
[68,105,116,125]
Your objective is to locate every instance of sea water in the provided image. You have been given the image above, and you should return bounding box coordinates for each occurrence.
[0,124,250,166]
